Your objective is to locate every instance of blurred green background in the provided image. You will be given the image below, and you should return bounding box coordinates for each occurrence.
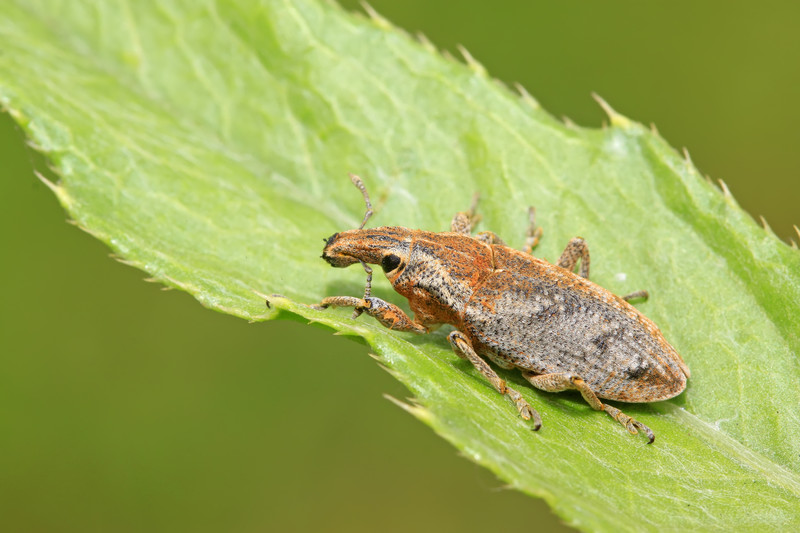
[1,2,798,532]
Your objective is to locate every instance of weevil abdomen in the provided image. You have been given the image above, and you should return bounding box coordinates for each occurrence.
[461,245,689,403]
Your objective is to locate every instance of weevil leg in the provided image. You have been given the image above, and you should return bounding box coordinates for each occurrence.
[474,231,506,245]
[557,237,591,279]
[348,260,375,319]
[521,371,655,443]
[450,212,472,234]
[451,192,481,234]
[314,296,428,334]
[449,195,507,245]
[621,290,649,302]
[522,207,543,255]
[448,331,542,430]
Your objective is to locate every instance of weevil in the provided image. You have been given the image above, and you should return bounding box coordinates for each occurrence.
[315,174,690,443]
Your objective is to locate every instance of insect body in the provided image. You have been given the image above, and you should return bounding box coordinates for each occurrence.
[316,175,690,443]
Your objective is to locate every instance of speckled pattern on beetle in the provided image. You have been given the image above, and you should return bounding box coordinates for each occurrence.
[314,175,690,443]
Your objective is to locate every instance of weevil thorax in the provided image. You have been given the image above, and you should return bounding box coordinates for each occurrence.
[322,228,494,326]
[391,231,495,325]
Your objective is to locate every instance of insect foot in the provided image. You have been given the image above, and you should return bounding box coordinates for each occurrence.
[602,405,655,444]
[522,371,655,443]
[316,175,690,443]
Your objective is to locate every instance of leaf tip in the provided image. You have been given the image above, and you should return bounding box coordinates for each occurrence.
[360,1,392,30]
[682,146,694,166]
[717,178,733,199]
[759,215,775,235]
[7,106,26,125]
[383,394,433,423]
[415,31,437,53]
[457,44,488,77]
[109,253,138,268]
[592,92,632,129]
[513,82,541,110]
[35,170,73,208]
[377,361,406,381]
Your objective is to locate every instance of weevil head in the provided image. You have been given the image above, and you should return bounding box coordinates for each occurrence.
[321,227,412,280]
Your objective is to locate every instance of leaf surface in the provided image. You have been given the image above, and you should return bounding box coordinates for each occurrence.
[2,1,799,530]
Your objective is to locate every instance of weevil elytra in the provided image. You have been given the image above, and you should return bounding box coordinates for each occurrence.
[315,175,690,443]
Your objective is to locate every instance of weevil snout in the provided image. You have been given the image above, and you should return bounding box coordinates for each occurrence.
[321,238,359,268]
[321,228,412,277]
[321,232,357,267]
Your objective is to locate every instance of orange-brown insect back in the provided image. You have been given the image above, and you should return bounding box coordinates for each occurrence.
[315,174,690,443]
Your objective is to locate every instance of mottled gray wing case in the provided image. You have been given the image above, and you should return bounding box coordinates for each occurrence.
[462,247,686,402]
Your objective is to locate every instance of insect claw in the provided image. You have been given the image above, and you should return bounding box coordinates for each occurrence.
[514,395,542,430]
[627,417,656,444]
[636,421,655,444]
[530,411,542,431]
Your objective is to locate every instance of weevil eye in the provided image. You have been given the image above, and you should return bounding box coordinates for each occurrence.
[381,254,403,273]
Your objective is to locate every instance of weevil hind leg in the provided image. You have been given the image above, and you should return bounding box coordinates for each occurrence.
[621,290,649,302]
[521,371,655,443]
[522,207,543,255]
[448,331,542,430]
[557,237,591,279]
[450,196,508,245]
[475,231,506,245]
[451,192,481,234]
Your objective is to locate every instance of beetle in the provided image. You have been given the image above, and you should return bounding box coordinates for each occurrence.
[315,174,690,443]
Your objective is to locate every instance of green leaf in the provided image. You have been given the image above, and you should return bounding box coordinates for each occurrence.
[2,0,799,530]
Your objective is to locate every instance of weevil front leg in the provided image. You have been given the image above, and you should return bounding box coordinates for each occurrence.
[448,331,542,430]
[521,371,655,443]
[315,296,428,333]
[315,260,427,332]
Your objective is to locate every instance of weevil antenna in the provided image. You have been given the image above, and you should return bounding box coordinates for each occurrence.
[349,173,373,229]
